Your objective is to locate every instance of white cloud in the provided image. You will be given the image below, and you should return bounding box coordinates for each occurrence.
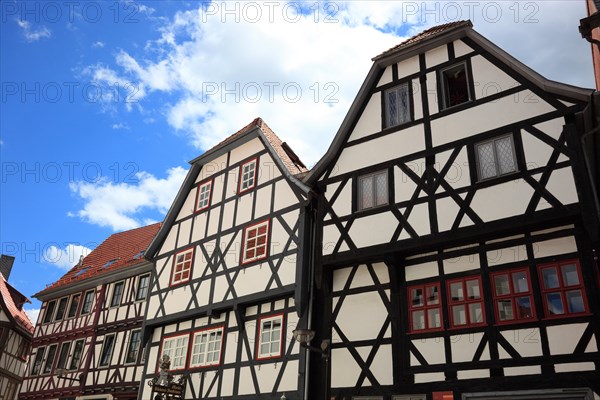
[112,122,130,130]
[16,19,51,42]
[24,308,40,326]
[44,244,93,269]
[92,41,105,48]
[69,166,188,231]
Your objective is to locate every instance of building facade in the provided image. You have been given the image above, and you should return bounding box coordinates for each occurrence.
[0,255,34,400]
[19,223,160,400]
[304,21,600,400]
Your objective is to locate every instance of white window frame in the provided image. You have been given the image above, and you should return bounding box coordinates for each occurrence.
[241,220,270,265]
[160,333,189,371]
[99,334,116,367]
[56,341,71,370]
[256,314,284,360]
[440,61,472,109]
[171,248,194,286]
[135,274,150,301]
[239,158,258,193]
[42,300,56,324]
[384,82,411,128]
[189,326,224,368]
[357,170,389,211]
[195,180,212,212]
[69,339,85,370]
[109,281,125,307]
[42,344,58,375]
[66,293,81,319]
[475,134,518,181]
[54,296,69,321]
[125,329,142,365]
[81,290,95,315]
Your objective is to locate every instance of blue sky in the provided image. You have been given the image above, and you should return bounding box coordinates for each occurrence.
[0,0,594,323]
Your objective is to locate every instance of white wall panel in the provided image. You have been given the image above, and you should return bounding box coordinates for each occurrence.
[348,93,382,142]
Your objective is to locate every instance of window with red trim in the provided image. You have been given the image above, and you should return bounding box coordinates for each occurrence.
[447,276,485,328]
[491,268,535,324]
[189,326,224,368]
[256,314,283,360]
[239,158,258,193]
[171,248,194,286]
[408,283,442,332]
[195,180,212,212]
[241,220,269,264]
[539,260,588,318]
[160,333,189,371]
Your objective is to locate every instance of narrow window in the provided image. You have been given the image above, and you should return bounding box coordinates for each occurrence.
[491,268,535,324]
[67,294,81,318]
[81,290,95,314]
[69,340,84,370]
[43,300,56,324]
[408,283,442,332]
[18,339,31,360]
[56,342,71,370]
[440,62,472,109]
[171,248,194,285]
[358,170,388,211]
[241,220,270,265]
[475,134,518,181]
[190,327,224,368]
[136,274,150,301]
[257,314,283,360]
[239,158,258,193]
[110,282,124,307]
[54,297,69,321]
[195,180,212,212]
[31,346,45,375]
[125,330,142,364]
[384,82,411,128]
[99,334,116,367]
[539,259,588,318]
[42,344,58,374]
[447,276,486,328]
[160,334,189,370]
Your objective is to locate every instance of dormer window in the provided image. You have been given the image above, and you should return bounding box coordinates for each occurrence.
[384,83,412,128]
[440,62,472,109]
[238,158,258,194]
[195,180,212,212]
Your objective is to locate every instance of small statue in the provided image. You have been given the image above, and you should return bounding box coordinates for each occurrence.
[157,354,171,386]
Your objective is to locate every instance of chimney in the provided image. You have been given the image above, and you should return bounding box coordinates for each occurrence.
[0,254,15,280]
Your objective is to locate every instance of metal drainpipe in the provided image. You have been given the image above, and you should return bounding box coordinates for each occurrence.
[580,122,600,223]
[304,202,316,400]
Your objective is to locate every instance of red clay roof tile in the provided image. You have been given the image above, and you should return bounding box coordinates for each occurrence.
[0,274,34,333]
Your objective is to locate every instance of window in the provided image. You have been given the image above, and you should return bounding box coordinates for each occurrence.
[54,297,69,321]
[18,339,31,360]
[447,276,486,328]
[125,330,142,364]
[384,83,411,128]
[238,158,258,193]
[81,290,95,314]
[31,347,45,376]
[475,135,517,181]
[195,180,212,212]
[190,326,224,368]
[241,220,270,264]
[69,340,84,370]
[491,268,535,324]
[42,344,58,374]
[56,342,71,370]
[539,260,588,318]
[99,334,115,367]
[136,274,150,301]
[256,314,283,360]
[110,281,124,307]
[43,300,56,324]
[358,170,388,211]
[408,283,442,332]
[171,248,194,285]
[440,62,472,109]
[67,294,80,318]
[160,334,189,371]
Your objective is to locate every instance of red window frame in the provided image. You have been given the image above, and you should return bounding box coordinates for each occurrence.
[408,282,443,332]
[188,325,225,369]
[157,332,190,372]
[238,157,258,194]
[538,259,589,319]
[255,313,284,360]
[170,248,194,286]
[490,268,536,325]
[241,219,270,265]
[194,179,213,213]
[447,276,486,328]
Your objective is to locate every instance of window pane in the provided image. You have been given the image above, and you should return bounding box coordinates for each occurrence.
[428,308,441,328]
[398,84,410,123]
[516,296,533,319]
[542,267,560,289]
[477,141,497,180]
[494,275,510,296]
[411,288,423,307]
[360,176,373,209]
[566,290,585,313]
[497,300,513,321]
[426,286,439,305]
[374,172,388,206]
[452,305,466,325]
[469,303,483,323]
[443,64,469,107]
[412,310,425,330]
[512,272,529,293]
[546,293,564,315]
[466,280,480,299]
[495,136,516,175]
[450,282,464,301]
[561,264,580,286]
[386,89,398,127]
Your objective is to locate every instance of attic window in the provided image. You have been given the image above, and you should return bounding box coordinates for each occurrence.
[101,259,119,269]
[440,62,472,109]
[384,82,412,128]
[132,250,145,260]
[238,158,258,194]
[75,267,89,277]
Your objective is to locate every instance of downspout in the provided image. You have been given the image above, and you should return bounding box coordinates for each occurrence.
[303,199,317,400]
[580,124,600,223]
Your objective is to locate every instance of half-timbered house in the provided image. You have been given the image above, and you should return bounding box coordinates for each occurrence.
[139,118,310,400]
[0,255,34,400]
[304,21,600,400]
[19,223,160,400]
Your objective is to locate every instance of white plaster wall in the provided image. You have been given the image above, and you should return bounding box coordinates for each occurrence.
[349,212,397,249]
[471,55,519,100]
[547,323,587,355]
[197,153,228,182]
[398,55,420,76]
[405,261,438,281]
[331,347,361,388]
[532,236,577,259]
[545,167,579,206]
[486,245,528,267]
[426,71,439,115]
[451,332,489,362]
[176,218,192,248]
[229,138,264,166]
[255,185,272,219]
[411,337,445,365]
[470,179,534,223]
[499,328,542,358]
[334,290,390,342]
[377,66,393,87]
[425,46,448,68]
[454,40,473,57]
[328,180,352,218]
[348,94,382,142]
[257,153,282,186]
[176,186,197,221]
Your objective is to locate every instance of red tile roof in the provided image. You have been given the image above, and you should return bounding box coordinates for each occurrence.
[37,223,161,295]
[0,273,34,333]
[373,20,472,61]
[202,117,308,175]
